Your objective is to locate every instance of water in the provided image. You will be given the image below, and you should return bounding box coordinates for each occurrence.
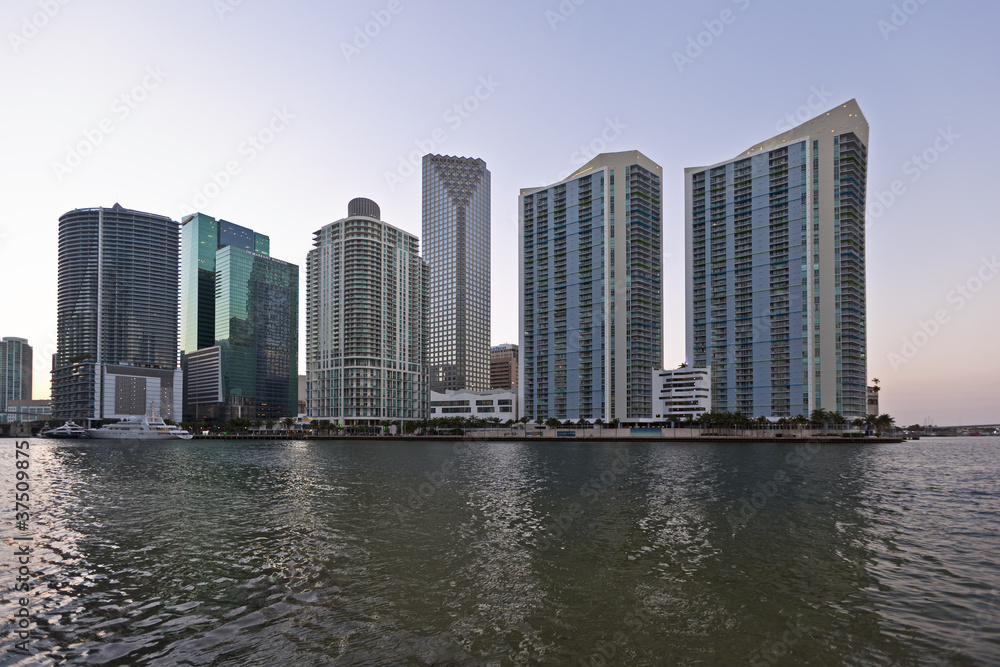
[2,437,999,665]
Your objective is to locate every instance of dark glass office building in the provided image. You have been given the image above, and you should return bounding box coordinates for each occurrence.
[180,213,297,422]
[52,204,181,423]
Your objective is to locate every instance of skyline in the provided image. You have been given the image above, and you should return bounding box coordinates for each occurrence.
[2,0,998,425]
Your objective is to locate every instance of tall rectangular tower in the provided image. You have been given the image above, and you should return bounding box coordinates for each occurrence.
[1,337,33,411]
[422,155,490,393]
[306,198,428,425]
[180,213,297,422]
[685,100,868,419]
[519,151,663,422]
[180,213,270,357]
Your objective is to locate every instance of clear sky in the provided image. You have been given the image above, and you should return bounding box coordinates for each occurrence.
[2,0,997,426]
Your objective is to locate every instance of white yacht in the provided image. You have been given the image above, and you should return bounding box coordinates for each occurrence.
[40,421,90,438]
[88,405,193,440]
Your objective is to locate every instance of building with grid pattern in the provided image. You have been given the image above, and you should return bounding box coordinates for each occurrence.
[422,155,490,393]
[1,337,33,422]
[489,343,518,390]
[52,204,182,423]
[306,198,428,424]
[180,213,298,422]
[519,151,664,422]
[685,100,868,419]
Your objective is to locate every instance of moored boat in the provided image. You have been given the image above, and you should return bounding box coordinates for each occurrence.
[87,404,193,440]
[40,421,90,438]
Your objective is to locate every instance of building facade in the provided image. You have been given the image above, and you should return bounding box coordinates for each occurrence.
[3,399,51,424]
[306,198,428,425]
[519,151,663,422]
[867,385,879,417]
[653,367,711,422]
[422,155,491,392]
[1,337,32,418]
[52,204,182,423]
[430,389,517,421]
[180,213,297,423]
[685,100,868,420]
[490,343,518,390]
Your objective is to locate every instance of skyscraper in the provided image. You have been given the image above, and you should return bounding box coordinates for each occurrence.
[519,151,663,422]
[685,100,868,419]
[490,343,518,390]
[180,213,269,355]
[306,198,428,425]
[180,213,297,422]
[1,337,33,413]
[52,204,181,423]
[422,154,490,392]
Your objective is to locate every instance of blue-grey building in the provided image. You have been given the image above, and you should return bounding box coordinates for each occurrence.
[1,337,33,422]
[519,151,663,422]
[685,100,869,419]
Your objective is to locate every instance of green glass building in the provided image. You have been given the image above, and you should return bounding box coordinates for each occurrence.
[181,213,297,422]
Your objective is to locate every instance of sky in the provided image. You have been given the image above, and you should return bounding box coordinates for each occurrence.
[1,0,998,427]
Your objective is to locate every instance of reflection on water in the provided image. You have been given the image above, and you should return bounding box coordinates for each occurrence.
[2,438,998,665]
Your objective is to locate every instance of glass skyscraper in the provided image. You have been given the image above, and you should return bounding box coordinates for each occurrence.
[685,100,868,419]
[519,151,663,422]
[52,204,181,423]
[180,213,297,422]
[306,198,428,425]
[1,337,33,416]
[422,154,490,392]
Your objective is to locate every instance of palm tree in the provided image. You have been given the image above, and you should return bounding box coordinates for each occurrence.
[594,418,604,431]
[283,417,295,432]
[875,413,895,436]
[545,417,561,429]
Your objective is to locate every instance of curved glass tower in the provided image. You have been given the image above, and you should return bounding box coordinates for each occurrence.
[52,204,180,422]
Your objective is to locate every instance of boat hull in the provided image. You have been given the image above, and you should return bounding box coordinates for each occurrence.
[87,431,192,440]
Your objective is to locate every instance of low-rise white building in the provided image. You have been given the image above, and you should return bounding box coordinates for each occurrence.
[653,367,711,421]
[430,389,518,421]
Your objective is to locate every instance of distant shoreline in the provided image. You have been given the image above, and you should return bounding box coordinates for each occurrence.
[186,434,906,444]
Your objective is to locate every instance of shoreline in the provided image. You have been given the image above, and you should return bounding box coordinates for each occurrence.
[186,434,905,444]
